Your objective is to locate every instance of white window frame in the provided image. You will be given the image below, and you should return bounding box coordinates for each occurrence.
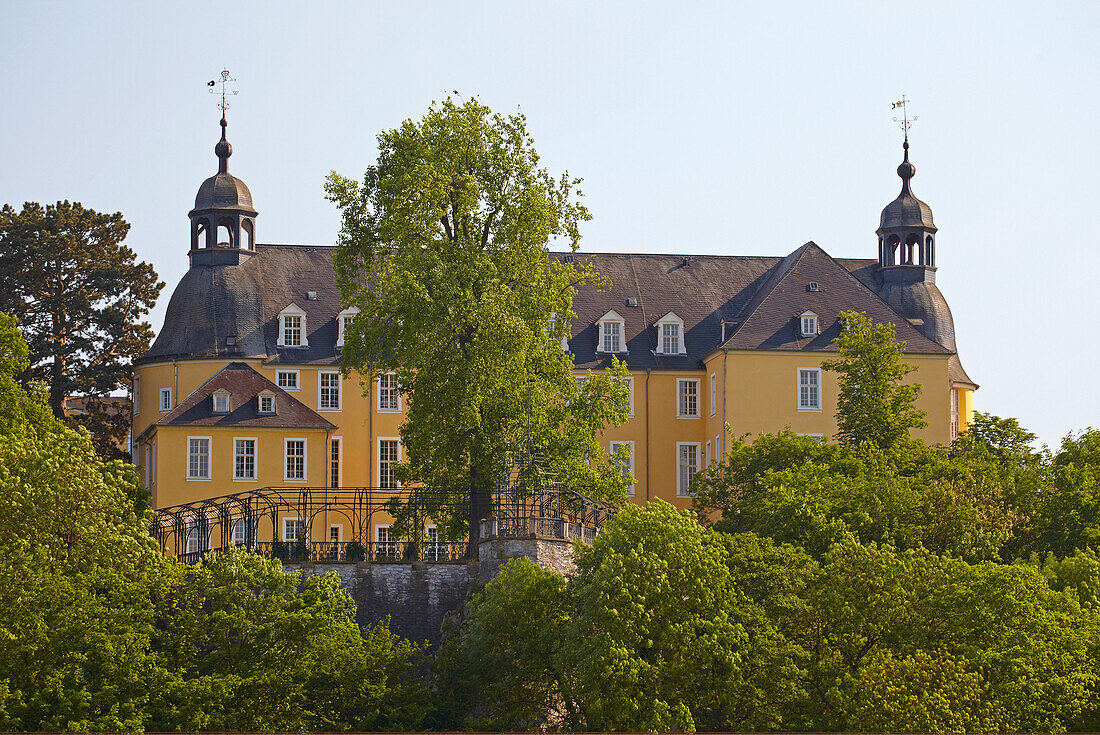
[330,436,342,488]
[231,516,258,546]
[184,517,210,555]
[797,368,822,412]
[706,439,712,467]
[144,444,152,487]
[133,376,140,415]
[377,372,401,412]
[276,370,300,392]
[714,434,720,462]
[676,442,701,497]
[233,437,257,481]
[655,312,686,355]
[799,311,819,338]
[282,516,305,543]
[610,440,635,496]
[377,437,401,489]
[149,440,156,487]
[617,375,635,418]
[212,390,230,414]
[277,303,308,348]
[596,310,627,354]
[159,387,172,413]
[257,391,275,414]
[284,438,307,483]
[709,373,716,416]
[318,371,342,411]
[336,307,359,348]
[186,436,212,480]
[376,524,397,558]
[677,378,700,418]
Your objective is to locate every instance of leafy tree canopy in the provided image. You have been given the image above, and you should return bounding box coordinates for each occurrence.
[0,201,163,459]
[822,310,927,448]
[327,96,629,550]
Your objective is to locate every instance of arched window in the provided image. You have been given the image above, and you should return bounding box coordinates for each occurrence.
[926,235,934,266]
[241,219,254,250]
[886,235,900,266]
[904,234,920,265]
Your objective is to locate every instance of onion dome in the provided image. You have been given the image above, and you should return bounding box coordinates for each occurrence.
[879,140,935,230]
[193,115,254,211]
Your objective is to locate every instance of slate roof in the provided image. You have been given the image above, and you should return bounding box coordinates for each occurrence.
[143,241,970,382]
[149,362,335,433]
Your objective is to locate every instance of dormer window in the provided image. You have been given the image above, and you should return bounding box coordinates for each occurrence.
[257,390,275,414]
[277,303,308,348]
[799,311,819,338]
[597,310,627,354]
[655,312,685,355]
[212,390,231,414]
[336,308,359,348]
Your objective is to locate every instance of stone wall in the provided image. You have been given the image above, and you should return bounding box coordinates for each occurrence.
[286,536,577,644]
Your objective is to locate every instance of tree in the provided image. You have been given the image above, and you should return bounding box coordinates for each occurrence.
[563,501,805,732]
[327,97,630,554]
[149,549,427,732]
[0,201,163,459]
[822,310,927,448]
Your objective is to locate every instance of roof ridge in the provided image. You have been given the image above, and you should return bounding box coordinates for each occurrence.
[722,242,816,343]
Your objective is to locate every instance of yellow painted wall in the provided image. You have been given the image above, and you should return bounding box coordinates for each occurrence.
[137,349,961,519]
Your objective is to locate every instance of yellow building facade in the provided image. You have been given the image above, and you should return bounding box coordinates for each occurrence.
[133,120,976,550]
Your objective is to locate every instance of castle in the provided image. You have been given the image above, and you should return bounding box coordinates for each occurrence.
[132,111,976,556]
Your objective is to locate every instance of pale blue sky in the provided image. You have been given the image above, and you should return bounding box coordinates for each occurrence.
[2,1,1097,448]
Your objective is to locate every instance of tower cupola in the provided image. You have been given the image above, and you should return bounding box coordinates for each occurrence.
[876,139,937,269]
[188,112,258,267]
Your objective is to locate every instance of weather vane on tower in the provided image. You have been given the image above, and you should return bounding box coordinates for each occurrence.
[891,95,917,142]
[207,69,238,114]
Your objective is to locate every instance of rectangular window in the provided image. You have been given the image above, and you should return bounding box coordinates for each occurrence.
[185,518,209,555]
[950,389,960,440]
[159,387,172,413]
[233,438,256,480]
[283,517,305,542]
[319,371,341,410]
[706,440,712,467]
[258,393,274,413]
[378,373,401,412]
[801,314,818,337]
[330,438,341,488]
[187,437,210,479]
[276,370,299,391]
[661,323,680,354]
[231,517,256,545]
[133,376,140,415]
[715,434,720,462]
[144,444,152,488]
[426,525,449,561]
[678,379,699,417]
[213,392,230,413]
[379,438,400,489]
[616,375,635,418]
[376,525,397,558]
[677,443,700,497]
[284,439,306,481]
[798,368,821,411]
[610,440,635,496]
[710,373,716,416]
[283,315,302,347]
[601,321,622,353]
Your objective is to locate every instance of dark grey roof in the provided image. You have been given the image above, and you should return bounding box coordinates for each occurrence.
[154,362,335,431]
[193,172,254,212]
[142,244,344,366]
[879,148,935,231]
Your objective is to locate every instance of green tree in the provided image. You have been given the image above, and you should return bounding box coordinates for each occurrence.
[0,201,163,460]
[0,326,165,731]
[429,557,571,731]
[327,97,629,553]
[564,501,805,732]
[822,310,927,448]
[150,549,426,732]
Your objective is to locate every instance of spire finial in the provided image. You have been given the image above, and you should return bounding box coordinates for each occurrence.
[891,95,918,187]
[207,69,238,174]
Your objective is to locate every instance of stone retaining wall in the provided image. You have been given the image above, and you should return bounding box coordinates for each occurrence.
[285,536,577,644]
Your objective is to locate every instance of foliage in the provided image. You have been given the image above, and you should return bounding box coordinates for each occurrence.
[327,96,629,550]
[429,557,571,731]
[821,310,927,448]
[149,549,426,732]
[694,430,1018,561]
[0,201,163,460]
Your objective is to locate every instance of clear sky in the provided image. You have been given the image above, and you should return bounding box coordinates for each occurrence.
[2,1,1097,449]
